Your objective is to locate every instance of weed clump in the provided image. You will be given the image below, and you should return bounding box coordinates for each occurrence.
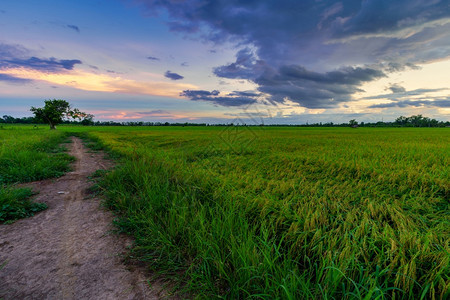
[0,187,47,224]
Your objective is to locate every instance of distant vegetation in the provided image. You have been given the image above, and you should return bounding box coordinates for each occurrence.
[1,114,449,127]
[30,99,92,129]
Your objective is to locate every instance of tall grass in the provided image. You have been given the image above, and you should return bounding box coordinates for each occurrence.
[0,126,74,184]
[73,126,449,298]
[0,126,74,223]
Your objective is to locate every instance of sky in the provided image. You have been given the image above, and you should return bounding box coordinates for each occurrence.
[0,0,449,124]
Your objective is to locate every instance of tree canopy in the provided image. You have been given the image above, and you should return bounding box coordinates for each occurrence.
[30,99,90,129]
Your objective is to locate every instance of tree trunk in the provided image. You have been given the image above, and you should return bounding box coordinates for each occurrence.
[49,123,56,130]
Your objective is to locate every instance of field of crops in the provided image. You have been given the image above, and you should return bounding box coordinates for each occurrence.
[2,125,449,298]
[0,126,73,223]
[63,126,447,299]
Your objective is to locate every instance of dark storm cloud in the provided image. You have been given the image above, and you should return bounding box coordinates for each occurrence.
[363,88,449,100]
[215,49,386,108]
[387,84,406,93]
[2,57,81,71]
[135,110,172,116]
[67,24,80,33]
[333,0,450,38]
[107,70,119,74]
[136,0,450,61]
[365,86,450,109]
[369,99,450,109]
[136,0,450,108]
[0,43,82,72]
[384,62,421,73]
[164,70,184,80]
[276,65,385,85]
[228,91,260,97]
[0,74,31,83]
[198,96,258,107]
[213,48,266,80]
[181,90,220,99]
[180,89,257,107]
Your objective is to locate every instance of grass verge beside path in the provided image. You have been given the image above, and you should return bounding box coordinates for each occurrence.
[0,126,74,224]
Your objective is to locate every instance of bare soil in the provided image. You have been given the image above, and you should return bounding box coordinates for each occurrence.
[0,137,163,299]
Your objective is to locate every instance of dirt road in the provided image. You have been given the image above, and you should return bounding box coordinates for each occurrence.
[0,137,160,299]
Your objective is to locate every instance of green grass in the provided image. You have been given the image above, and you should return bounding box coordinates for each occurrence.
[0,126,74,184]
[0,125,74,223]
[0,186,47,224]
[66,126,449,299]
[4,125,449,298]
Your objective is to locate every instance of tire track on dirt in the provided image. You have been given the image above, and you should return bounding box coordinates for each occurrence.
[0,137,161,300]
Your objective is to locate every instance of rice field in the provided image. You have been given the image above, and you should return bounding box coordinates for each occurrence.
[69,126,449,299]
[0,126,73,223]
[2,125,449,298]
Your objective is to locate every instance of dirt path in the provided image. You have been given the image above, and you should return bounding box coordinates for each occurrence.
[0,137,161,299]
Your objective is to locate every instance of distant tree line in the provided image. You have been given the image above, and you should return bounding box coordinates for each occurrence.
[1,114,449,127]
[0,115,94,126]
[341,115,449,128]
[1,115,36,124]
[391,115,446,127]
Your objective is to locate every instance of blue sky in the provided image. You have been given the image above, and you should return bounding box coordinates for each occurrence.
[1,0,449,124]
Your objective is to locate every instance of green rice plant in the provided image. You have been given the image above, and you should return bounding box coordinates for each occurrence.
[68,126,449,299]
[0,126,74,184]
[0,125,74,223]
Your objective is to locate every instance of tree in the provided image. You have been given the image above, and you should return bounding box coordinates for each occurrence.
[80,114,95,125]
[30,99,89,129]
[2,115,15,123]
[349,119,358,128]
[395,116,408,126]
